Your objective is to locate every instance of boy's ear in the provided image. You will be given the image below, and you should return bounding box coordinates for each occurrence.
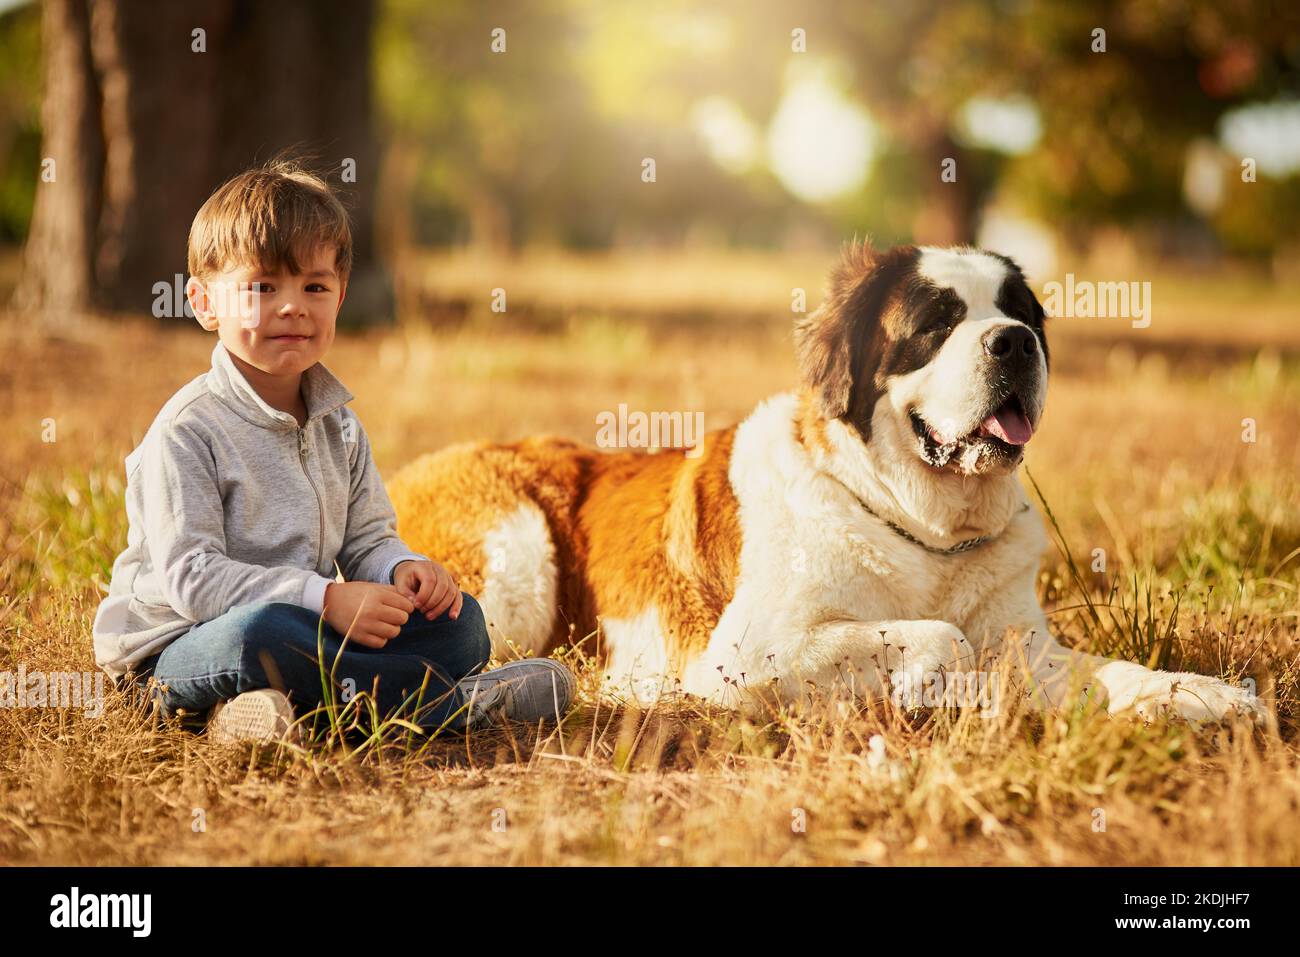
[186,276,220,332]
[337,279,348,310]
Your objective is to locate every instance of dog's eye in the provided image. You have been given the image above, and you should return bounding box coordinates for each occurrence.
[924,315,954,335]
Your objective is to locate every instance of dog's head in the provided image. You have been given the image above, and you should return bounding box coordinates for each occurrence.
[796,242,1048,476]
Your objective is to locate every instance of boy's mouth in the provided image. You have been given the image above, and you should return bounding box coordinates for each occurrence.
[269,334,312,342]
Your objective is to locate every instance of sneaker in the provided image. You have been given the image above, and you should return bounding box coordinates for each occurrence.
[456,658,576,727]
[208,689,299,745]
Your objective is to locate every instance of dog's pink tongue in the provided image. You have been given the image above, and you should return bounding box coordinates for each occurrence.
[981,405,1034,445]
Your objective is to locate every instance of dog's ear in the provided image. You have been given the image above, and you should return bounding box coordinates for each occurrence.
[795,241,914,424]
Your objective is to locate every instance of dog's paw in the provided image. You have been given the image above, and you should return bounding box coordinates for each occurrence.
[1097,661,1261,724]
[888,662,934,709]
[885,623,973,710]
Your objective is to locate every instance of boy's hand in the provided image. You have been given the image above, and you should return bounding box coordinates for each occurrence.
[323,581,414,648]
[393,560,463,621]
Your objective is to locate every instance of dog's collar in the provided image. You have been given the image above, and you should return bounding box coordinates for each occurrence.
[836,480,1030,555]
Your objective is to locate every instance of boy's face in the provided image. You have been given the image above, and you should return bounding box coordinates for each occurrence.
[186,244,346,379]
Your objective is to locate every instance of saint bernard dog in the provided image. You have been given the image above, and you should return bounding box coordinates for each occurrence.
[388,243,1262,723]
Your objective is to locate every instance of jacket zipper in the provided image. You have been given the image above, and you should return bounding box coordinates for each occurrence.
[298,425,326,571]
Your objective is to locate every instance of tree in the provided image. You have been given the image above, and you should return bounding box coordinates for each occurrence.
[17,0,389,323]
[903,0,1300,245]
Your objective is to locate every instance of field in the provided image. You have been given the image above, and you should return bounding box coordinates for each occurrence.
[1,254,1299,866]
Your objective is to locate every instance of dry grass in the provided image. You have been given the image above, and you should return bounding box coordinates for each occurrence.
[1,258,1299,865]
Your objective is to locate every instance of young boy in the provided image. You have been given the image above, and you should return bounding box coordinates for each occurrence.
[92,158,574,743]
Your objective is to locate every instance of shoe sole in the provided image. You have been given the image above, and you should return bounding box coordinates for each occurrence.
[208,690,299,745]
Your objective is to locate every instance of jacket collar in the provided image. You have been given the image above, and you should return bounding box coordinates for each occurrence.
[206,341,353,429]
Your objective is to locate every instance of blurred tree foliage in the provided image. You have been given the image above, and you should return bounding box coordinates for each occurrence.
[374,0,805,251]
[2,0,1299,261]
[372,0,1300,255]
[935,0,1300,246]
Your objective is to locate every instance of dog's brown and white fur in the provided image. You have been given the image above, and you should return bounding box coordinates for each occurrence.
[389,243,1260,721]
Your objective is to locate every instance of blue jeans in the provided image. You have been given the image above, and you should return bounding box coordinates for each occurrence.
[134,592,492,733]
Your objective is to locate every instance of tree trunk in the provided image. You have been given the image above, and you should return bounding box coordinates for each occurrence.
[212,0,390,321]
[90,0,229,316]
[911,129,978,246]
[17,0,390,323]
[14,0,103,320]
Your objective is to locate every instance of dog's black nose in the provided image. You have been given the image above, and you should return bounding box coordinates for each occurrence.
[983,324,1037,360]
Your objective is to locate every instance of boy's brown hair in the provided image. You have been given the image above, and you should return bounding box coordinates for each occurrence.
[187,156,353,284]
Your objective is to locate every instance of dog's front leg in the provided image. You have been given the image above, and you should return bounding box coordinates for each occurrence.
[999,607,1262,724]
[781,617,977,705]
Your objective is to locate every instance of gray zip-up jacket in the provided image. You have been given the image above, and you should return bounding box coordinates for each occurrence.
[92,341,425,679]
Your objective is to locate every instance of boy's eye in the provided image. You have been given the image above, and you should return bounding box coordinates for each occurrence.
[307,283,329,292]
[242,282,272,294]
